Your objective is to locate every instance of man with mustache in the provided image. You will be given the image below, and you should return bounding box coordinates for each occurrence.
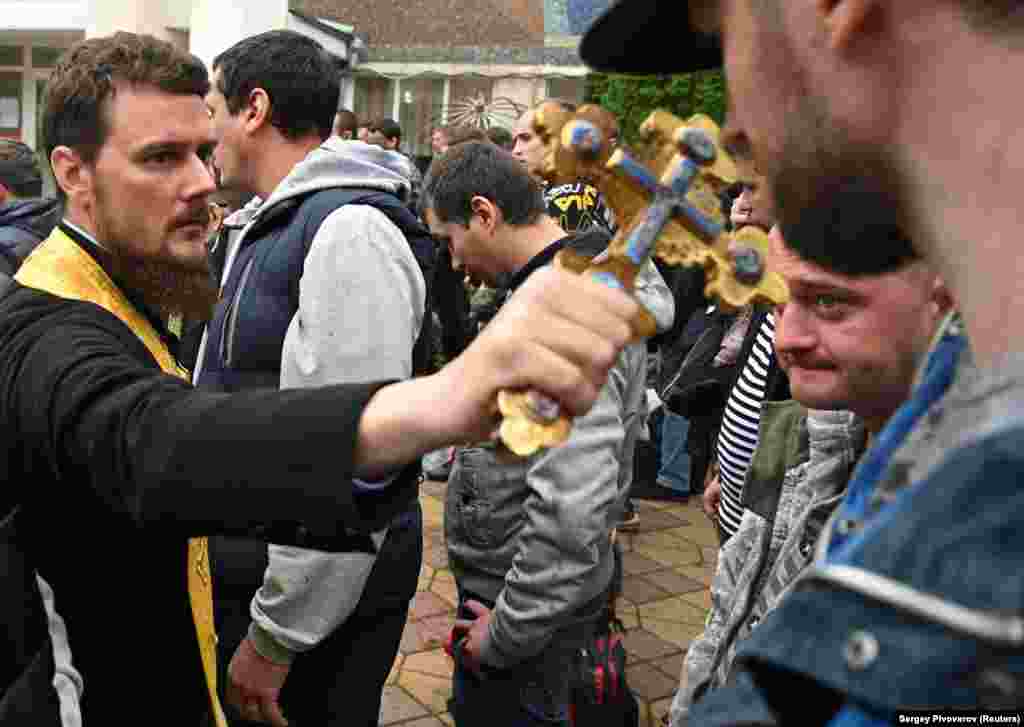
[0,32,640,725]
[581,0,1019,720]
[672,225,954,725]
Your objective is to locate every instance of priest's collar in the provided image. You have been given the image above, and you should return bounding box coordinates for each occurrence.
[61,218,106,251]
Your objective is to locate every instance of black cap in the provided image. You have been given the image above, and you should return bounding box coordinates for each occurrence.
[0,140,42,198]
[371,117,402,142]
[579,0,722,74]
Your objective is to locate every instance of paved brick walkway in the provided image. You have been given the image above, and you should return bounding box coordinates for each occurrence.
[379,481,718,727]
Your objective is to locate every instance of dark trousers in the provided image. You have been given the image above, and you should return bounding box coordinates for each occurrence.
[211,503,423,726]
[449,593,602,727]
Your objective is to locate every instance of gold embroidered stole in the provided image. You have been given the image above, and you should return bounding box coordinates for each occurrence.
[16,228,226,727]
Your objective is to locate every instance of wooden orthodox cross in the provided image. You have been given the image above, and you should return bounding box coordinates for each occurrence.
[498,102,789,456]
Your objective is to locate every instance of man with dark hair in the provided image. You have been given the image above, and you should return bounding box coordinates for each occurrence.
[331,107,360,140]
[672,225,954,725]
[0,31,641,725]
[0,140,43,199]
[431,124,450,155]
[581,0,1017,722]
[212,31,337,142]
[368,117,422,211]
[200,29,430,727]
[0,141,59,278]
[367,117,402,151]
[421,141,672,727]
[332,108,359,140]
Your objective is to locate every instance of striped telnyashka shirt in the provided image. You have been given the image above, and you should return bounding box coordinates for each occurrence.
[715,314,776,539]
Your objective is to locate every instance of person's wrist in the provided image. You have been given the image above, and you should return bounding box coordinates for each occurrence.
[415,366,477,448]
[247,622,295,666]
[356,372,464,479]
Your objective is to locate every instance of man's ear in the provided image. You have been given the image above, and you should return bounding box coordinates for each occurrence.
[51,145,92,203]
[469,195,499,233]
[817,0,880,52]
[243,87,272,135]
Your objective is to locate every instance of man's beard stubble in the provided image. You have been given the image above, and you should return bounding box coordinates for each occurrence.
[769,85,920,277]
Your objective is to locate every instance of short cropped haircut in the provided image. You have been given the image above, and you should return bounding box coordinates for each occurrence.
[0,140,43,198]
[42,32,208,178]
[334,108,358,137]
[214,30,340,142]
[371,117,402,143]
[421,141,546,227]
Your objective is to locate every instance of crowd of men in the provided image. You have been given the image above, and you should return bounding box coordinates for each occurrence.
[0,0,1021,724]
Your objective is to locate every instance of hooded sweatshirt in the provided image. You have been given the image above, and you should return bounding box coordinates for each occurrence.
[194,138,426,663]
[0,198,61,277]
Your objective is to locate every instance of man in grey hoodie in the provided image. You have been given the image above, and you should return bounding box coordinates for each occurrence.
[196,31,429,727]
[422,141,673,727]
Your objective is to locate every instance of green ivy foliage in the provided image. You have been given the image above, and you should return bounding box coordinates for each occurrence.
[584,70,728,145]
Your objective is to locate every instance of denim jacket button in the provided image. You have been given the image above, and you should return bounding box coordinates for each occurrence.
[843,630,879,671]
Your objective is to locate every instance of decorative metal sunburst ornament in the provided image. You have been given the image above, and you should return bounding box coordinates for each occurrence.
[440,93,526,129]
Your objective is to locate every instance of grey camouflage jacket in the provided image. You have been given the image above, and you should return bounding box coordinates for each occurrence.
[670,403,866,724]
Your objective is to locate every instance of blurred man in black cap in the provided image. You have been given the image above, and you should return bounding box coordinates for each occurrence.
[581,0,1023,723]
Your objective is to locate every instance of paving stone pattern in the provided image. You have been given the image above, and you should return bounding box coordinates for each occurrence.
[381,483,718,726]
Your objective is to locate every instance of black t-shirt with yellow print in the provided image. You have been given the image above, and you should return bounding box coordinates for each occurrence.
[543,180,615,236]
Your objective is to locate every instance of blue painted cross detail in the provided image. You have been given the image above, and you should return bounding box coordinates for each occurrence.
[564,121,724,272]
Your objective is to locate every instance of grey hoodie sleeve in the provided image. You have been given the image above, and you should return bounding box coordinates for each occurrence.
[478,343,643,668]
[635,260,675,335]
[248,204,425,663]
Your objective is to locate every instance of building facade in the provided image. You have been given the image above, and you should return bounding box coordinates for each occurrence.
[297,0,611,160]
[0,0,607,162]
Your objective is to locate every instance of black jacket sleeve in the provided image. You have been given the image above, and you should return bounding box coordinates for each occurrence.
[1,288,413,544]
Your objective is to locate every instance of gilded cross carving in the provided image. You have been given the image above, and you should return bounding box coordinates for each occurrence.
[497,103,788,457]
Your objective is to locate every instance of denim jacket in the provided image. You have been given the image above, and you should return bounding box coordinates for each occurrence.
[691,338,1024,722]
